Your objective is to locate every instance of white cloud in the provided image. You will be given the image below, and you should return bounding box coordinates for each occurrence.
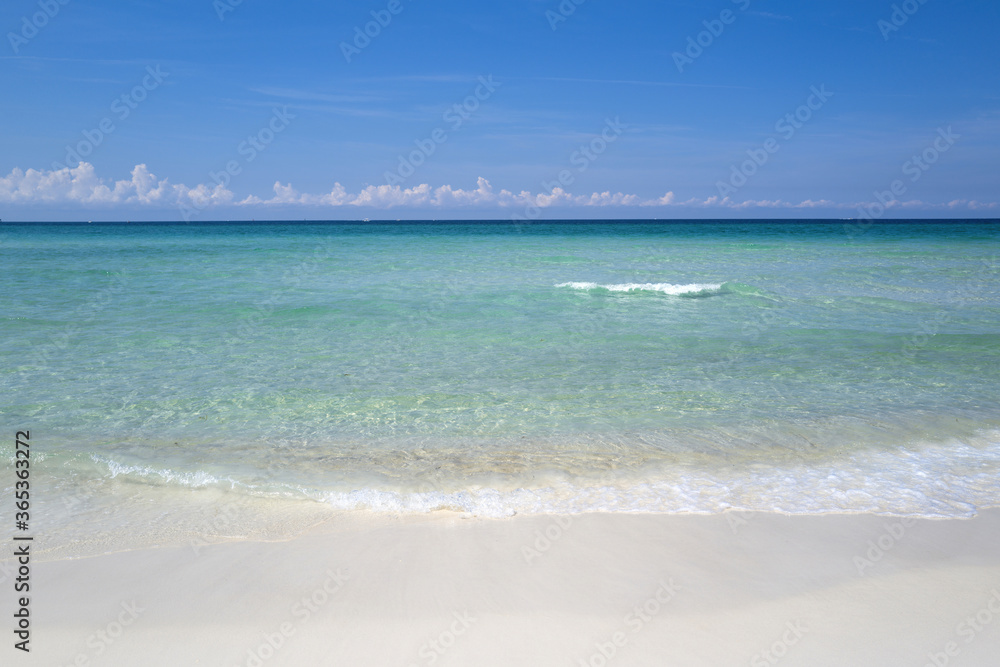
[1,162,995,213]
[0,162,234,208]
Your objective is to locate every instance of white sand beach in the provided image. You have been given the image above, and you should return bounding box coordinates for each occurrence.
[7,509,1000,666]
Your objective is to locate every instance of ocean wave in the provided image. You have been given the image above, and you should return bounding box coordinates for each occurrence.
[79,431,1000,520]
[556,281,727,297]
[312,435,1000,518]
[93,454,235,489]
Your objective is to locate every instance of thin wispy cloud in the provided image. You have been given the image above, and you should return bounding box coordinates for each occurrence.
[0,56,162,65]
[248,87,388,104]
[747,11,794,21]
[516,76,754,90]
[346,74,483,84]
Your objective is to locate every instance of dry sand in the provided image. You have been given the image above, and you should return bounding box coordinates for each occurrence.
[5,509,1000,666]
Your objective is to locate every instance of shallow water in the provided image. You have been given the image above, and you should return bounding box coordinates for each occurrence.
[2,220,999,551]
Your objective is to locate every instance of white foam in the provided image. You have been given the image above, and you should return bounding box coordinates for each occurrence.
[94,454,231,489]
[85,433,1000,520]
[310,434,1000,519]
[556,282,724,296]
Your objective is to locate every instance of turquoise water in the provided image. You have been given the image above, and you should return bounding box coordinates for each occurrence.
[2,220,1000,548]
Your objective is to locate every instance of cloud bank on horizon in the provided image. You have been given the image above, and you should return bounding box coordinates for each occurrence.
[2,162,995,219]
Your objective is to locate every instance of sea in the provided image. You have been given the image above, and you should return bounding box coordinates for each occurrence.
[3,219,999,556]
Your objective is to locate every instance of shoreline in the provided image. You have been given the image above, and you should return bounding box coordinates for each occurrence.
[7,509,1000,665]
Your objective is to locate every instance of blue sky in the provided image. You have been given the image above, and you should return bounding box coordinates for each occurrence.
[1,0,998,220]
